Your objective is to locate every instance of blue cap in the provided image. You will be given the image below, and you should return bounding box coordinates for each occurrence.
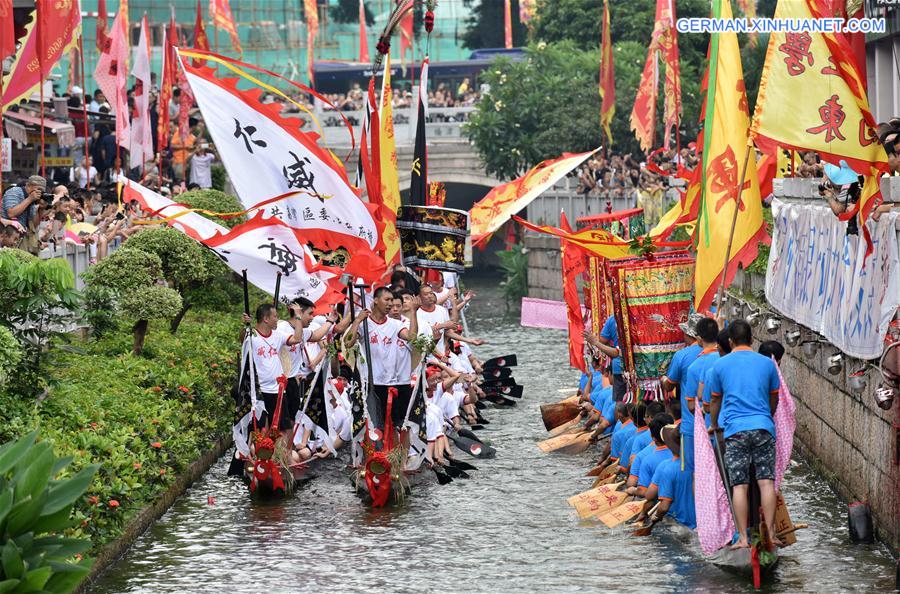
[823,159,859,185]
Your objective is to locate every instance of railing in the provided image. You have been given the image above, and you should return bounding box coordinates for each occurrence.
[38,238,121,292]
[285,105,475,147]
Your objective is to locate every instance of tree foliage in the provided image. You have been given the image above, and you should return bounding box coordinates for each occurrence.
[176,189,245,229]
[464,42,604,180]
[330,0,375,26]
[465,0,776,170]
[0,250,80,397]
[83,249,182,356]
[125,228,210,289]
[461,0,528,50]
[0,327,22,387]
[0,431,97,593]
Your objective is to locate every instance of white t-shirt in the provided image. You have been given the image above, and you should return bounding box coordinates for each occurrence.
[276,320,313,378]
[416,305,450,351]
[443,271,457,289]
[74,166,97,189]
[189,153,214,188]
[394,315,413,385]
[250,327,293,393]
[305,317,326,361]
[366,316,409,386]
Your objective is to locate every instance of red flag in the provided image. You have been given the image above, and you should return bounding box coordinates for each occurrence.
[94,9,130,147]
[36,0,82,78]
[358,0,370,63]
[304,0,318,86]
[560,212,586,373]
[192,0,210,67]
[210,0,243,57]
[158,13,178,151]
[96,0,109,53]
[503,0,513,49]
[0,0,14,62]
[399,10,413,65]
[598,0,615,145]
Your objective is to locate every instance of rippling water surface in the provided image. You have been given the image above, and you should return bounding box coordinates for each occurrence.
[89,280,896,593]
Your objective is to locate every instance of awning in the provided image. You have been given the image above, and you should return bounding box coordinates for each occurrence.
[2,110,76,148]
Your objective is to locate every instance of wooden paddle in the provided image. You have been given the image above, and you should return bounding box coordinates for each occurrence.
[537,430,591,454]
[540,397,582,431]
[590,472,619,489]
[598,500,644,528]
[568,483,627,519]
[548,417,582,438]
[482,354,517,369]
[773,492,799,546]
[631,503,661,537]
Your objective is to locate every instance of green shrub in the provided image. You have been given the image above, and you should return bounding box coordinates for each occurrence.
[177,189,244,229]
[0,326,22,386]
[0,250,80,397]
[83,249,181,355]
[496,243,528,306]
[0,431,98,593]
[210,164,227,191]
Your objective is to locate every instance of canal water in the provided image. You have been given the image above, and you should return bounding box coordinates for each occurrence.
[89,281,896,593]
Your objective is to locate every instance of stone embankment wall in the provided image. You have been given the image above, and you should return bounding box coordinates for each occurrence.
[524,177,900,551]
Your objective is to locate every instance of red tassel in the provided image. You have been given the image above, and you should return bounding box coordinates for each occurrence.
[376,38,390,55]
[425,11,435,33]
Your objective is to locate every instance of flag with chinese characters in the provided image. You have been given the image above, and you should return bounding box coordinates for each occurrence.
[305,0,318,86]
[630,0,681,152]
[158,13,178,151]
[210,0,243,57]
[177,50,385,281]
[95,0,109,52]
[694,0,765,312]
[749,0,890,255]
[513,216,633,260]
[2,0,81,109]
[470,150,597,248]
[122,178,344,309]
[560,212,586,372]
[378,54,402,265]
[599,0,615,146]
[129,16,153,170]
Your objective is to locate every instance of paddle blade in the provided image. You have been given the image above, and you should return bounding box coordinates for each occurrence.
[484,393,516,406]
[483,384,524,399]
[591,472,619,489]
[598,500,643,528]
[443,465,470,479]
[538,431,589,454]
[566,482,625,518]
[548,417,582,438]
[448,459,477,471]
[469,424,484,431]
[474,401,486,410]
[481,376,518,388]
[449,433,496,459]
[482,367,513,381]
[457,428,483,443]
[433,468,453,485]
[540,399,582,431]
[483,354,517,369]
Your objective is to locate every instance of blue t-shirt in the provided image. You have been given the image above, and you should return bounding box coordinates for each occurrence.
[705,348,780,439]
[638,446,672,488]
[590,386,616,436]
[653,457,697,529]
[681,350,720,438]
[579,372,589,393]
[600,316,623,375]
[628,442,655,478]
[666,343,702,396]
[610,420,637,460]
[626,427,652,464]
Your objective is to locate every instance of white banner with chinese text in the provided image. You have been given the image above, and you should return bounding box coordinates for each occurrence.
[765,199,900,360]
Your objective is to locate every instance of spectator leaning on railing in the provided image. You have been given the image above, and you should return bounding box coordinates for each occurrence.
[1,175,49,254]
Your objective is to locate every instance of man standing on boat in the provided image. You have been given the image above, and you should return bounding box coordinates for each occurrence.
[583,316,626,401]
[348,287,419,437]
[661,314,704,400]
[679,317,722,472]
[707,320,782,549]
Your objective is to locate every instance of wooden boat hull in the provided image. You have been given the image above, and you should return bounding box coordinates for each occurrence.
[663,520,780,576]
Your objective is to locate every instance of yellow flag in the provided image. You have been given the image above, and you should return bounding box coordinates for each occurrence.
[694,0,765,311]
[379,54,403,265]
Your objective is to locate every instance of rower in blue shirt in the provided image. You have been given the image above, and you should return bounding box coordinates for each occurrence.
[608,404,636,462]
[636,424,697,529]
[661,313,704,400]
[583,316,626,401]
[628,414,675,497]
[679,317,722,472]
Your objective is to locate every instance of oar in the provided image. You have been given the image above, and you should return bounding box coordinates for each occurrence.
[590,472,619,489]
[482,354,517,369]
[482,367,513,380]
[631,503,661,537]
[483,384,524,399]
[540,398,582,431]
[776,523,808,539]
[548,416,582,438]
[448,431,497,459]
[474,401,486,410]
[484,393,516,406]
[441,464,470,479]
[481,376,518,388]
[468,424,485,431]
[598,499,644,528]
[538,430,593,454]
[431,466,453,485]
[447,458,477,472]
[457,427,483,443]
[474,412,490,425]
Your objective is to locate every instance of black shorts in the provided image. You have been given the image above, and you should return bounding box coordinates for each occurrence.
[258,391,291,431]
[612,374,628,402]
[373,384,413,430]
[725,429,776,485]
[284,377,301,425]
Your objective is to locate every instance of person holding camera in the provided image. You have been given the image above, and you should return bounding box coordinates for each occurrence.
[1,175,50,253]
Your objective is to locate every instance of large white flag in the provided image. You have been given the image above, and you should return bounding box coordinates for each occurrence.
[129,16,154,170]
[123,179,343,307]
[176,51,382,261]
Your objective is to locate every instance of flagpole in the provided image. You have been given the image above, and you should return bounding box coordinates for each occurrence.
[714,142,752,314]
[77,35,91,191]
